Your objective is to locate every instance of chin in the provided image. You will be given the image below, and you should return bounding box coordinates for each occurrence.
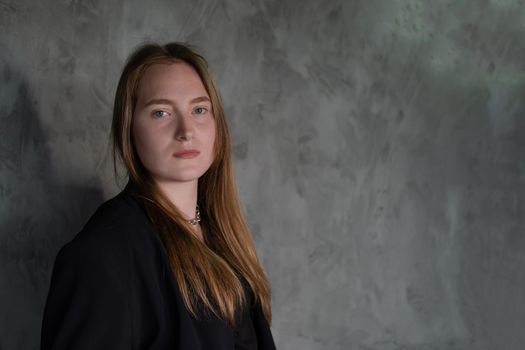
[150,165,211,184]
[166,170,208,183]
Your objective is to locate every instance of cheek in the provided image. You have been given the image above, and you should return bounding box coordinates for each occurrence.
[132,120,147,154]
[132,119,160,165]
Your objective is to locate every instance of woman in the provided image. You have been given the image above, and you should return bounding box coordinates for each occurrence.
[41,42,276,350]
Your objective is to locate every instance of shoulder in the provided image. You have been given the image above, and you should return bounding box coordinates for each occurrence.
[56,188,153,269]
[83,188,150,236]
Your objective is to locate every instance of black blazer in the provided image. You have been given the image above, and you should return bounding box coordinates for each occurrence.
[41,186,276,350]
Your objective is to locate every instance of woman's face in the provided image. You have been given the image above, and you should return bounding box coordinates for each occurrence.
[132,61,216,186]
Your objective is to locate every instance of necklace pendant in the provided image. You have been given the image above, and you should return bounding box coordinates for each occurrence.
[188,205,201,225]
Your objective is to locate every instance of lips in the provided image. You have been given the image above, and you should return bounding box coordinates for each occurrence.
[173,150,200,159]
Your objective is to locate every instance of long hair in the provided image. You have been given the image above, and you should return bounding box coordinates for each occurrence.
[111,42,271,325]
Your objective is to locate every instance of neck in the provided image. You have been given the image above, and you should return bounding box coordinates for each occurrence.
[155,179,199,221]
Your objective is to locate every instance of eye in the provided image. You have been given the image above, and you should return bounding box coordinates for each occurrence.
[192,107,208,115]
[152,110,170,118]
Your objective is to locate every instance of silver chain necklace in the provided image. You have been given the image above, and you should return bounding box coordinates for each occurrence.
[187,205,201,225]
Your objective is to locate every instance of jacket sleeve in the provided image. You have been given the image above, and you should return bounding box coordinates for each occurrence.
[253,301,277,350]
[41,240,132,350]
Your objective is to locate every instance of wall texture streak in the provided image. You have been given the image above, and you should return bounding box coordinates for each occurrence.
[1,0,524,349]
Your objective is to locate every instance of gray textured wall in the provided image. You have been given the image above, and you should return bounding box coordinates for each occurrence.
[1,1,525,349]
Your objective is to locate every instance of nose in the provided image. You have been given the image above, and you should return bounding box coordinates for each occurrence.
[174,115,194,141]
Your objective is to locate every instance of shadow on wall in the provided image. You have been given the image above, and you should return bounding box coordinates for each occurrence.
[0,55,105,349]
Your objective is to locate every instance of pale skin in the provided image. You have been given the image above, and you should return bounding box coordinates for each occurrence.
[132,61,216,241]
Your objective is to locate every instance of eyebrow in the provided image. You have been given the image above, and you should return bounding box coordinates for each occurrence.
[143,96,211,107]
[190,96,211,104]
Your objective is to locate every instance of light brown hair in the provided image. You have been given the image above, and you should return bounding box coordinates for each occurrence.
[111,42,271,325]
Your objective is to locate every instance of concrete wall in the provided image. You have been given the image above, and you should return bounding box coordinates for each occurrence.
[1,0,525,349]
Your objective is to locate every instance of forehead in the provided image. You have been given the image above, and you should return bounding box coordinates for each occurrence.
[136,61,209,102]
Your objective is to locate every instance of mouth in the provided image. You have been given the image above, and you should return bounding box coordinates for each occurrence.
[173,150,200,159]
